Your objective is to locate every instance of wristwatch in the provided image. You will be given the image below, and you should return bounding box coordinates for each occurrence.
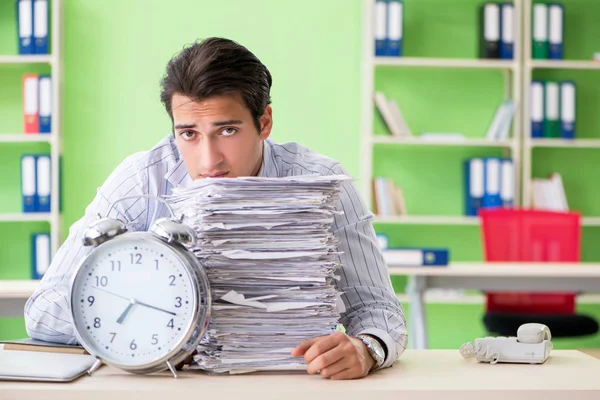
[356,334,385,370]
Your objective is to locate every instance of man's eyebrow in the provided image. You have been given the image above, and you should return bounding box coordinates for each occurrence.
[174,123,196,130]
[212,120,243,127]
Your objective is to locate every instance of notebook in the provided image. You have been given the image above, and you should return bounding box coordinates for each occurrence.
[0,350,98,382]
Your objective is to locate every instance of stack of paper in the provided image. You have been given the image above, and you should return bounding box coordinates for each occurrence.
[167,175,350,374]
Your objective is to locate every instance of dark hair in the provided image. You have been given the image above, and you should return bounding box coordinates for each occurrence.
[160,37,273,132]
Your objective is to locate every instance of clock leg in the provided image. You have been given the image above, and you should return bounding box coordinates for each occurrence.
[166,360,179,378]
[87,358,103,376]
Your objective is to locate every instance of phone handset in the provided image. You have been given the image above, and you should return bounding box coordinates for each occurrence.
[517,323,552,343]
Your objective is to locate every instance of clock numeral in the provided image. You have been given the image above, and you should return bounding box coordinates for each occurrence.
[155,259,159,270]
[168,275,176,286]
[94,276,108,287]
[151,334,159,345]
[111,260,122,271]
[175,297,182,308]
[109,332,116,343]
[167,318,174,329]
[87,296,95,306]
[94,317,101,328]
[130,339,137,350]
[130,253,142,265]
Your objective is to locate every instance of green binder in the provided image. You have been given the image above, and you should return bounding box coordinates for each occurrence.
[544,81,560,138]
[532,3,548,59]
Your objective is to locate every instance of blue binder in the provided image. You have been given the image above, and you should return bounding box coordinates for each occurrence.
[38,75,52,133]
[33,0,49,54]
[548,3,563,60]
[560,81,576,139]
[499,3,514,59]
[385,247,449,266]
[386,0,403,56]
[35,154,51,212]
[374,0,387,56]
[464,158,484,216]
[531,80,545,138]
[17,0,34,54]
[21,154,37,213]
[482,157,502,208]
[31,233,51,279]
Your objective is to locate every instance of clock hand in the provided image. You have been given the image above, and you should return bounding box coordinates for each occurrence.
[116,300,137,324]
[135,300,177,316]
[91,286,132,302]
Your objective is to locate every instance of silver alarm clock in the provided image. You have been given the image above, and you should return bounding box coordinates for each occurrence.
[69,195,211,377]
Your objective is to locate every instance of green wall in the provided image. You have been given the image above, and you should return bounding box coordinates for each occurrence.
[1,0,600,349]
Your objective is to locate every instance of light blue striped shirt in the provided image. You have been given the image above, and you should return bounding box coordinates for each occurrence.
[24,135,407,368]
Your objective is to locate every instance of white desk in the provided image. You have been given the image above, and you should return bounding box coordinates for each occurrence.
[386,261,600,350]
[2,350,599,400]
[0,280,38,317]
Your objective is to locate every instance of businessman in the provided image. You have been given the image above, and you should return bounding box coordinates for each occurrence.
[25,37,407,380]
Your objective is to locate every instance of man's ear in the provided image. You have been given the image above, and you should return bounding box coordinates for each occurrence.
[259,105,273,140]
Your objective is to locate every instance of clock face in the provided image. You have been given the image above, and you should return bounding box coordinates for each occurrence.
[71,234,199,368]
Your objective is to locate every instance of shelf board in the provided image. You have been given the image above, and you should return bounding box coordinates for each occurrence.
[528,60,600,70]
[0,55,54,64]
[372,136,514,148]
[0,134,53,143]
[374,57,517,70]
[373,216,479,225]
[0,213,52,222]
[529,138,600,148]
[0,280,39,299]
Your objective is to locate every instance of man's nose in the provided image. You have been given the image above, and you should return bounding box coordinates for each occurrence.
[198,138,224,173]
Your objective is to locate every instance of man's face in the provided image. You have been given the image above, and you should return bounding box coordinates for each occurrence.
[172,92,272,179]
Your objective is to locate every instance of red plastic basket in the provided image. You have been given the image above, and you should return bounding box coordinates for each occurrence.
[479,208,581,315]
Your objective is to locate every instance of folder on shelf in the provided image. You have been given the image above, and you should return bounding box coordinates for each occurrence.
[17,0,34,54]
[530,80,544,138]
[32,233,50,279]
[33,0,48,54]
[38,75,52,133]
[23,74,39,134]
[500,158,514,208]
[560,81,576,139]
[483,157,502,208]
[386,0,403,57]
[21,155,37,213]
[464,158,484,216]
[36,154,51,212]
[544,81,560,138]
[384,247,449,267]
[532,3,548,59]
[480,2,500,59]
[548,3,563,60]
[374,0,387,56]
[499,3,514,59]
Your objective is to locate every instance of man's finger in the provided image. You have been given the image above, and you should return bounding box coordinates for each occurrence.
[291,336,322,357]
[302,334,344,364]
[310,352,347,377]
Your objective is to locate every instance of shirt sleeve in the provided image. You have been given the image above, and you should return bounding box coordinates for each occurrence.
[329,164,408,369]
[24,157,148,344]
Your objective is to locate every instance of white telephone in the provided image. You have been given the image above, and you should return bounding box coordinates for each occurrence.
[459,323,553,364]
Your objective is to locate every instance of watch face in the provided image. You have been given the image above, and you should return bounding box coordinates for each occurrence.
[71,233,203,369]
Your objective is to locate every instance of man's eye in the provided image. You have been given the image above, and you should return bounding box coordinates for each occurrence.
[181,131,196,140]
[221,128,237,137]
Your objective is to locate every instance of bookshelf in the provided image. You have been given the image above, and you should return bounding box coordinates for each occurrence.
[0,0,62,269]
[361,0,522,230]
[521,0,600,221]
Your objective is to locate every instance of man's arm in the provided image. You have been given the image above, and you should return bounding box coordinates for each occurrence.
[332,171,408,368]
[24,158,147,344]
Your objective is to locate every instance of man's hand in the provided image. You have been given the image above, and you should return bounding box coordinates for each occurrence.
[291,331,376,380]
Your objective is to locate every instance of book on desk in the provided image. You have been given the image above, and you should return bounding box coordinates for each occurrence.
[1,337,88,355]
